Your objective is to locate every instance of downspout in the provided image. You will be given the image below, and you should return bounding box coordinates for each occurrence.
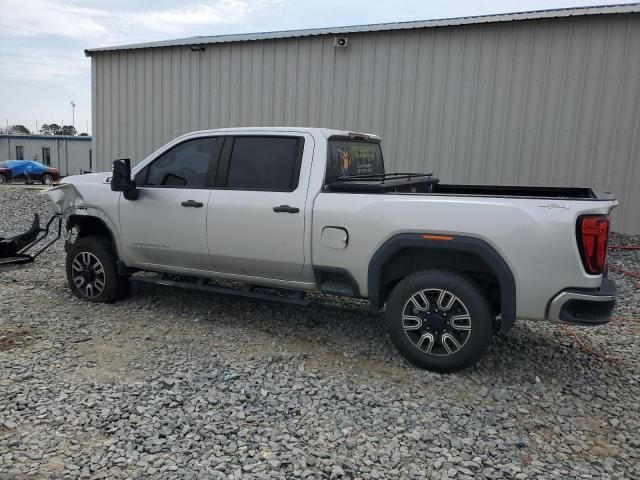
[65,140,69,176]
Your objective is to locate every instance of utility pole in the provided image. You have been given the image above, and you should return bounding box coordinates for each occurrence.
[70,101,76,133]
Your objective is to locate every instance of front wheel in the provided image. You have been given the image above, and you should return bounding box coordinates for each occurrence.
[41,173,54,185]
[386,269,494,372]
[66,236,129,302]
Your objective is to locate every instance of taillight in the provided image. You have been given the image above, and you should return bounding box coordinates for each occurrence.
[576,215,610,275]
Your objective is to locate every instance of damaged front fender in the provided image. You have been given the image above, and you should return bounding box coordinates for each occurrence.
[42,183,84,214]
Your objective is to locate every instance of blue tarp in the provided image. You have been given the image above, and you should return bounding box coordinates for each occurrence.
[0,160,46,176]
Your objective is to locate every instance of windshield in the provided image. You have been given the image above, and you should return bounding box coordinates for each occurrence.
[326,139,384,181]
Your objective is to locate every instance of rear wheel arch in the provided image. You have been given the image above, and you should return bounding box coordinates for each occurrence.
[368,233,516,332]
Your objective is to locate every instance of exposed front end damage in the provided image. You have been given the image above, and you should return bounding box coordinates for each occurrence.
[0,184,84,266]
[44,182,85,214]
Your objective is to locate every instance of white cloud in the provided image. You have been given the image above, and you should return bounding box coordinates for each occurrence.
[124,1,255,34]
[0,0,109,39]
[0,0,267,42]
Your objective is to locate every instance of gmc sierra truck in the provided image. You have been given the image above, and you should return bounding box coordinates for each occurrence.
[45,127,617,372]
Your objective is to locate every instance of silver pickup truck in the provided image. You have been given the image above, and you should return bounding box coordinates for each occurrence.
[45,127,618,371]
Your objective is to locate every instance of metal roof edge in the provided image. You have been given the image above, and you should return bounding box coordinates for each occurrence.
[0,134,92,141]
[85,3,640,56]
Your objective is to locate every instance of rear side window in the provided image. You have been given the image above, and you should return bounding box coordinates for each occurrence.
[326,140,384,181]
[226,136,303,191]
[142,137,219,188]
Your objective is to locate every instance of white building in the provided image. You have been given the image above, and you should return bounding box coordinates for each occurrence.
[0,135,93,176]
[85,5,640,233]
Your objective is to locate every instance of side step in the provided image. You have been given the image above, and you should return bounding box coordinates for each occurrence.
[129,275,311,306]
[0,255,34,266]
[320,281,355,297]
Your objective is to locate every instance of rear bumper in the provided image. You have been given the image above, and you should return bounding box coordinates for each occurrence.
[547,278,616,325]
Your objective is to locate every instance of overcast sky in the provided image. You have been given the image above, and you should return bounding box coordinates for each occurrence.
[0,0,632,134]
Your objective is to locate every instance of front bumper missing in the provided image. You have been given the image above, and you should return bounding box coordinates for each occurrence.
[547,278,616,325]
[0,213,63,266]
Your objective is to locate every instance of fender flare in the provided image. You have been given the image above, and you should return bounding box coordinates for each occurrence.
[66,209,120,254]
[368,233,517,332]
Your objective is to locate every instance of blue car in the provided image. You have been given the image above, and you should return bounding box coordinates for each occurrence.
[0,160,60,185]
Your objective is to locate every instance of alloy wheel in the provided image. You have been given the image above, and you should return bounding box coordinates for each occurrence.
[401,288,472,356]
[71,251,106,298]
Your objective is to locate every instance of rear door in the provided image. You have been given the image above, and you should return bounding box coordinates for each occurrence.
[119,136,222,270]
[207,133,312,280]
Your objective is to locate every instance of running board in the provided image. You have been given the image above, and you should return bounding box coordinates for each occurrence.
[128,275,311,306]
[0,255,33,266]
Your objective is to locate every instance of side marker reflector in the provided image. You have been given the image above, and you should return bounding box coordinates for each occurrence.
[422,234,454,241]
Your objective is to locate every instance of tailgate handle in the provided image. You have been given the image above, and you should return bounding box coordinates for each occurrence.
[181,200,203,208]
[273,205,299,213]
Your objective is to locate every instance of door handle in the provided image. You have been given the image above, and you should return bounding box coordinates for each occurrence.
[181,200,203,208]
[273,205,299,213]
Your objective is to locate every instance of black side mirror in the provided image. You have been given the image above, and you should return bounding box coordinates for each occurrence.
[111,159,139,200]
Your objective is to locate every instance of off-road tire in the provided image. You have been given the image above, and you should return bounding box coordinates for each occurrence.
[66,236,129,303]
[386,269,493,372]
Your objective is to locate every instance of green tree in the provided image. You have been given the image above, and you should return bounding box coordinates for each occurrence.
[39,123,62,135]
[39,124,77,136]
[60,125,77,136]
[1,124,31,134]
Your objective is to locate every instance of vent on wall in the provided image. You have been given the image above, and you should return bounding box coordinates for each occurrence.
[334,36,348,48]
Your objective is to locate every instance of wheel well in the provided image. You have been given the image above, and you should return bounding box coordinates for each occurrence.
[369,234,517,332]
[379,247,501,315]
[67,215,116,253]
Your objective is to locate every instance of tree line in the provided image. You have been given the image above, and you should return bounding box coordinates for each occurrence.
[0,124,89,136]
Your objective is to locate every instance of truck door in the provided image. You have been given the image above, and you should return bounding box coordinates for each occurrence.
[119,136,222,271]
[207,133,313,280]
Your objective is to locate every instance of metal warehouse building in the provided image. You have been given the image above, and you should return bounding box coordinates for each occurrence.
[86,4,640,233]
[0,135,93,176]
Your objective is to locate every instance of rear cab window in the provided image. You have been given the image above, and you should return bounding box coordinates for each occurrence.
[325,138,385,183]
[220,136,304,191]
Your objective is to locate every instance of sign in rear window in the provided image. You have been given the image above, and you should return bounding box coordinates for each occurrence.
[326,141,384,180]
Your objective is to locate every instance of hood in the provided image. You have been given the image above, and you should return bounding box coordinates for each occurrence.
[61,172,111,185]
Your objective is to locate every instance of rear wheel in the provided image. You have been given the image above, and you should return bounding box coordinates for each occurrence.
[66,236,129,302]
[386,269,493,372]
[0,173,7,184]
[41,173,54,185]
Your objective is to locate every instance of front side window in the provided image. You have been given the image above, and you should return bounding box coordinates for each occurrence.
[225,136,303,191]
[15,146,24,160]
[140,137,219,188]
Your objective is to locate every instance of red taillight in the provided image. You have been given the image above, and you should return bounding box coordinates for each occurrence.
[577,215,610,275]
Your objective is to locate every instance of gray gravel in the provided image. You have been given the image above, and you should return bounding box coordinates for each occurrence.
[1,186,639,479]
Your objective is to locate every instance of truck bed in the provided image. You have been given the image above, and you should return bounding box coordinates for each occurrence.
[325,173,601,199]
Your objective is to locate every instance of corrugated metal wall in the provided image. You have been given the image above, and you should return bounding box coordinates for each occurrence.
[91,13,640,233]
[0,137,92,176]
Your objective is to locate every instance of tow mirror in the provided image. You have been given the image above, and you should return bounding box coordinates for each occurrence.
[111,159,139,200]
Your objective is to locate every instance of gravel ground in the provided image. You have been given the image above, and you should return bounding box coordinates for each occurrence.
[1,186,639,480]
